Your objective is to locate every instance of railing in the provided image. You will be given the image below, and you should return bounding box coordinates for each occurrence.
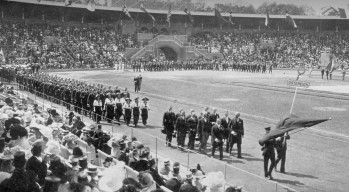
[11,81,299,192]
[131,46,147,61]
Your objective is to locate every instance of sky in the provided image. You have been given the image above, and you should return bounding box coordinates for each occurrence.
[199,0,349,15]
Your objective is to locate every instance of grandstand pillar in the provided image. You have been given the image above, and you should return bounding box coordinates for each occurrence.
[101,18,103,24]
[1,10,3,19]
[259,25,261,31]
[82,16,84,24]
[239,24,241,30]
[62,16,64,23]
[42,14,45,21]
[336,26,338,32]
[316,26,319,32]
[277,25,280,31]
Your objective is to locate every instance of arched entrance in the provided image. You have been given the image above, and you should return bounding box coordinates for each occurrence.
[151,27,158,34]
[157,46,178,61]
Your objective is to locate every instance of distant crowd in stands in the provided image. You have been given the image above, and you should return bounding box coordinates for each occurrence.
[189,32,349,69]
[0,21,135,69]
[2,19,349,71]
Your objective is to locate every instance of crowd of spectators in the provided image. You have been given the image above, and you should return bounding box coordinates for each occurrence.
[0,20,135,69]
[0,81,244,192]
[189,31,349,69]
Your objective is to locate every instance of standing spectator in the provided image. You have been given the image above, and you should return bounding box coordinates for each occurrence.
[261,127,276,180]
[175,111,187,151]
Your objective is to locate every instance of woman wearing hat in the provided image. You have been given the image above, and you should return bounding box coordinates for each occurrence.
[140,97,150,126]
[93,95,103,124]
[123,98,132,126]
[114,93,124,122]
[131,97,140,127]
[104,93,115,123]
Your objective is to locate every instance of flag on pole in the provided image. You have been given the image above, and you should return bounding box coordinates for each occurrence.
[0,48,5,63]
[166,5,172,25]
[338,8,347,18]
[265,10,270,27]
[214,8,228,23]
[184,8,194,23]
[228,12,235,25]
[259,115,330,145]
[122,0,133,20]
[65,0,72,6]
[86,0,95,12]
[286,12,297,28]
[327,55,337,72]
[140,2,155,21]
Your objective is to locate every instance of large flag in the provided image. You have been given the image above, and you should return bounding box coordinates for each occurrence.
[228,12,235,25]
[0,48,5,63]
[259,115,330,145]
[265,11,270,27]
[166,5,172,25]
[122,0,133,20]
[286,13,297,28]
[140,3,155,21]
[338,8,347,18]
[86,0,95,12]
[65,0,72,6]
[184,8,194,23]
[214,8,227,23]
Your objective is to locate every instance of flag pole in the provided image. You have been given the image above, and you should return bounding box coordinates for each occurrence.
[290,87,298,114]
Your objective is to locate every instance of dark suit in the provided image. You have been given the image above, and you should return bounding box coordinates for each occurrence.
[275,135,290,173]
[197,118,212,151]
[147,168,166,188]
[163,111,176,146]
[221,117,231,152]
[211,124,224,160]
[26,156,48,186]
[228,117,244,157]
[262,139,276,178]
[175,116,187,149]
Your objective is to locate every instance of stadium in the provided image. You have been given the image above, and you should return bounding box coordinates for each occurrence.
[0,0,349,192]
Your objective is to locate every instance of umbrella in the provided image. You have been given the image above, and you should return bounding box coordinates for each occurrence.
[259,114,331,145]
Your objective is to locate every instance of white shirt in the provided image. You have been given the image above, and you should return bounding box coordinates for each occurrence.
[115,97,125,105]
[123,102,131,110]
[140,102,149,110]
[93,100,102,107]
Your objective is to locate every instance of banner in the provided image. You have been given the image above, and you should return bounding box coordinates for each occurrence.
[320,50,331,67]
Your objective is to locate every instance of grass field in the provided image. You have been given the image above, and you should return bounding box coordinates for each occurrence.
[51,69,349,192]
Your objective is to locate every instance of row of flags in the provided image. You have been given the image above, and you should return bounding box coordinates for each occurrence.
[52,0,300,29]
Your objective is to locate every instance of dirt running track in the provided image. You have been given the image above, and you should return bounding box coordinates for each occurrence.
[51,69,349,192]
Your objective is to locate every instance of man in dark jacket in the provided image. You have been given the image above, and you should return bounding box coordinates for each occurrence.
[163,106,176,147]
[175,110,187,150]
[211,119,224,160]
[274,133,290,173]
[197,113,211,152]
[220,111,231,153]
[228,112,244,158]
[262,127,276,180]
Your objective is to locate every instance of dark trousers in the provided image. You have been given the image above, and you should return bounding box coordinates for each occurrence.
[275,149,286,172]
[187,131,196,150]
[177,132,186,148]
[95,106,102,123]
[165,125,174,145]
[133,114,139,126]
[212,140,223,160]
[263,151,275,177]
[229,142,242,157]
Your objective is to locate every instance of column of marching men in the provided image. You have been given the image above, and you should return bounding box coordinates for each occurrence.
[132,59,272,73]
[162,107,244,161]
[15,72,150,127]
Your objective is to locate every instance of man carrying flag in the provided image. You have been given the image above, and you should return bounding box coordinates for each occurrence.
[123,0,133,20]
[140,2,155,22]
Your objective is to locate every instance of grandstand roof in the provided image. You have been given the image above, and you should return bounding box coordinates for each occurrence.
[8,0,344,20]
